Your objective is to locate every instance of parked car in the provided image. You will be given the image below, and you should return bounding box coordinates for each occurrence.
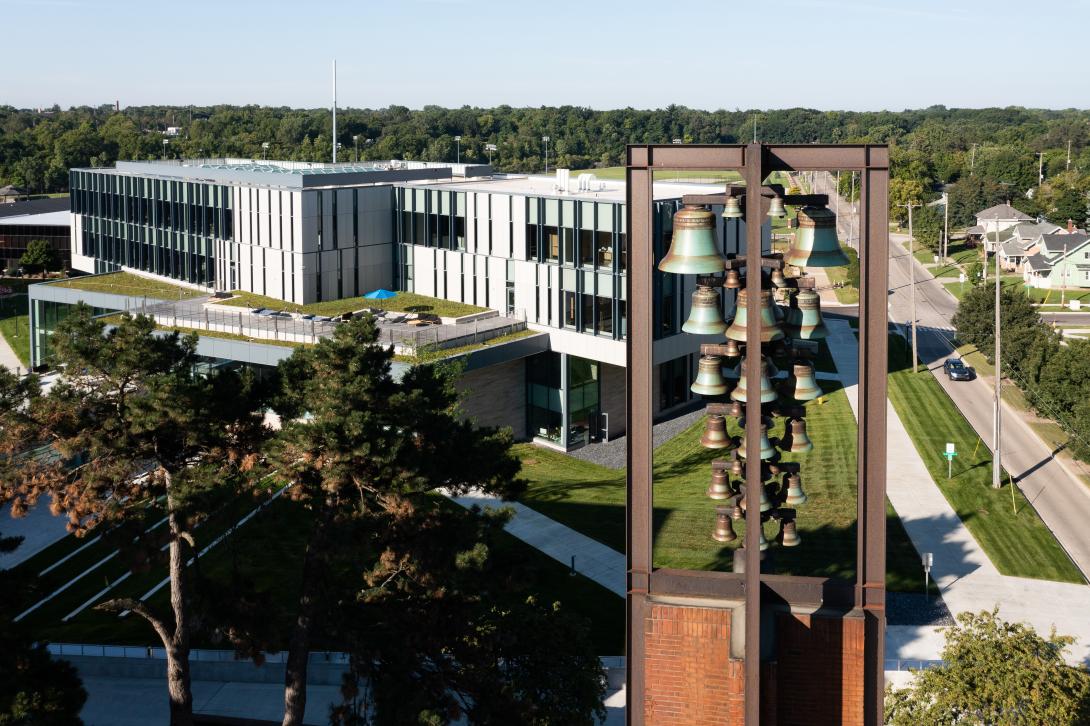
[943,358,974,381]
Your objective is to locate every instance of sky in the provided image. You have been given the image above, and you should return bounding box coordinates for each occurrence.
[3,0,1089,112]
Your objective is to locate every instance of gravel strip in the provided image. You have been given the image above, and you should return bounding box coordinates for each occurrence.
[569,404,705,470]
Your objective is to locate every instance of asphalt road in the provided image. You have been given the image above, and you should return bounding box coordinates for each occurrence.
[803,171,1090,579]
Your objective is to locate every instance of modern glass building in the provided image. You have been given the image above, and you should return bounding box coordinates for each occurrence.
[63,159,755,451]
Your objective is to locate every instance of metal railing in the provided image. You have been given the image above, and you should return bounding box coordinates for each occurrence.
[47,642,349,665]
[883,658,945,672]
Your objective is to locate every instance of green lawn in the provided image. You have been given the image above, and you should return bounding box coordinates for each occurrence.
[0,282,30,367]
[50,272,204,301]
[215,290,486,319]
[887,335,1083,583]
[517,379,923,591]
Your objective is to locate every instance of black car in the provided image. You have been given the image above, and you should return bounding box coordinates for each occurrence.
[943,358,974,381]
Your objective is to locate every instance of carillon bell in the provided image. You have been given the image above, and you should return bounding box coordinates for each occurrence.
[707,469,732,500]
[782,290,829,340]
[737,424,777,461]
[785,474,808,506]
[726,289,785,343]
[731,357,778,404]
[700,414,732,449]
[785,361,820,401]
[683,285,727,335]
[731,500,744,520]
[659,205,727,274]
[721,196,743,219]
[723,338,742,358]
[758,525,771,551]
[784,205,850,268]
[767,196,787,218]
[770,267,788,288]
[739,484,772,513]
[782,418,813,454]
[724,268,742,289]
[691,355,729,396]
[729,457,744,477]
[728,400,743,419]
[713,505,738,542]
[779,518,801,547]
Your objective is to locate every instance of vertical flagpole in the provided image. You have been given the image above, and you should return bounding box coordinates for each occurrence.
[332,59,338,163]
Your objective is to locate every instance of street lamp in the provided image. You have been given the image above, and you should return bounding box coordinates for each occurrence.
[454,135,461,164]
[161,139,169,160]
[542,135,550,174]
[261,142,270,161]
[485,143,497,165]
[353,135,359,163]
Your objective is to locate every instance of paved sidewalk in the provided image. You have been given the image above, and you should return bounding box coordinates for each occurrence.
[446,489,626,597]
[0,328,24,373]
[825,318,1090,664]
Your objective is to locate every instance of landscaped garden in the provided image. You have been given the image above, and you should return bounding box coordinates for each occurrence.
[215,289,487,319]
[50,271,204,300]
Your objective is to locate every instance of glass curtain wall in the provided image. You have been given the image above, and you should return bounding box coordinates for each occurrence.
[527,351,563,444]
[567,356,600,449]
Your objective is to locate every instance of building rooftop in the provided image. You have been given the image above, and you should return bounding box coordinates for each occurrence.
[76,159,493,190]
[0,197,69,219]
[0,210,70,227]
[1040,232,1090,256]
[409,172,730,203]
[976,203,1033,222]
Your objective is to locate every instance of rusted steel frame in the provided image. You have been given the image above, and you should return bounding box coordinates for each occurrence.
[649,569,855,607]
[624,151,655,726]
[683,191,829,207]
[742,142,765,726]
[635,143,887,171]
[857,148,889,725]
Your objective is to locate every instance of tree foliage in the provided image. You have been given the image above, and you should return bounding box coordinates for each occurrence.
[18,240,54,277]
[886,609,1090,725]
[0,530,87,725]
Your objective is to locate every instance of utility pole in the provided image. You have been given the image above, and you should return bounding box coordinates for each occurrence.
[906,202,922,373]
[332,59,338,163]
[942,191,950,261]
[992,217,1002,490]
[542,135,550,174]
[1037,152,1045,193]
[1061,242,1069,306]
[970,143,977,175]
[1068,140,1073,171]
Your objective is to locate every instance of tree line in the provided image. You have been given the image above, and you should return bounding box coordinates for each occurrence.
[2,104,1088,234]
[0,310,606,725]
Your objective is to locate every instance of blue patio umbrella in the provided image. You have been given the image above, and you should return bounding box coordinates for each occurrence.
[363,289,397,300]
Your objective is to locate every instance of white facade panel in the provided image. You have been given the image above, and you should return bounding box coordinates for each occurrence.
[491,194,511,259]
[511,197,527,261]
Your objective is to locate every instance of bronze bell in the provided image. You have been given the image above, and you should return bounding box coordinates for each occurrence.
[784,205,850,268]
[782,289,829,341]
[770,267,787,288]
[723,338,742,358]
[779,518,801,547]
[724,268,742,289]
[767,196,787,218]
[700,414,731,449]
[726,289,785,343]
[659,205,728,275]
[713,505,738,542]
[738,423,777,461]
[683,285,728,335]
[721,196,743,219]
[691,355,729,396]
[739,484,772,513]
[758,525,771,551]
[707,469,732,500]
[731,356,779,404]
[728,400,744,419]
[781,417,814,454]
[785,361,821,401]
[785,474,808,506]
[730,500,744,520]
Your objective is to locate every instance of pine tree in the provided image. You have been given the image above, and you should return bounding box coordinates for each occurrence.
[0,305,271,726]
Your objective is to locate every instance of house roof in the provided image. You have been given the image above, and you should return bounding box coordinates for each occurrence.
[984,228,1017,243]
[976,203,1033,222]
[1024,253,1052,272]
[1040,232,1090,256]
[999,241,1026,257]
[966,224,984,235]
[1012,221,1061,240]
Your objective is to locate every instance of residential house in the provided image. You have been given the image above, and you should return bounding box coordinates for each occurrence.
[1023,232,1090,289]
[967,203,1034,252]
[997,220,1062,271]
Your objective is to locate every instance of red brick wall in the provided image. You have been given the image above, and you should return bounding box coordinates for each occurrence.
[774,611,865,726]
[641,604,865,725]
[643,604,744,725]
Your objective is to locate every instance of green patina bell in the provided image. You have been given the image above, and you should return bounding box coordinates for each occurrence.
[713,505,738,542]
[691,355,729,396]
[726,289,785,343]
[682,285,727,335]
[707,469,732,500]
[785,361,820,401]
[781,417,813,454]
[779,518,801,547]
[782,290,829,340]
[785,473,808,506]
[784,205,850,268]
[731,357,778,403]
[658,205,727,274]
[758,525,771,551]
[721,196,743,219]
[700,414,732,449]
[739,484,772,513]
[737,423,777,461]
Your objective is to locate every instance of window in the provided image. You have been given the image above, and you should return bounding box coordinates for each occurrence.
[579,229,594,267]
[527,352,563,444]
[659,356,691,411]
[564,291,577,328]
[528,224,539,260]
[596,230,613,269]
[563,228,575,266]
[567,357,600,449]
[581,293,594,332]
[596,297,613,336]
[545,226,560,262]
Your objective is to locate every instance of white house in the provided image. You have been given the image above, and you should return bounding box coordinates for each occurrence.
[968,203,1034,253]
[1023,232,1090,290]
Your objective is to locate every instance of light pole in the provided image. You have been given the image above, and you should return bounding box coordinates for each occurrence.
[942,191,950,261]
[992,217,1002,490]
[353,135,359,163]
[454,135,461,164]
[905,202,922,373]
[485,143,497,165]
[1037,152,1045,195]
[261,142,269,161]
[542,135,550,174]
[161,139,169,159]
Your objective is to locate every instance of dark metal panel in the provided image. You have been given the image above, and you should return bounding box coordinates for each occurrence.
[766,145,891,171]
[635,145,746,170]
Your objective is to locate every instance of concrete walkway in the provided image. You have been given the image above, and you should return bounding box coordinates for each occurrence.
[824,318,1090,665]
[447,489,626,597]
[0,327,24,373]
